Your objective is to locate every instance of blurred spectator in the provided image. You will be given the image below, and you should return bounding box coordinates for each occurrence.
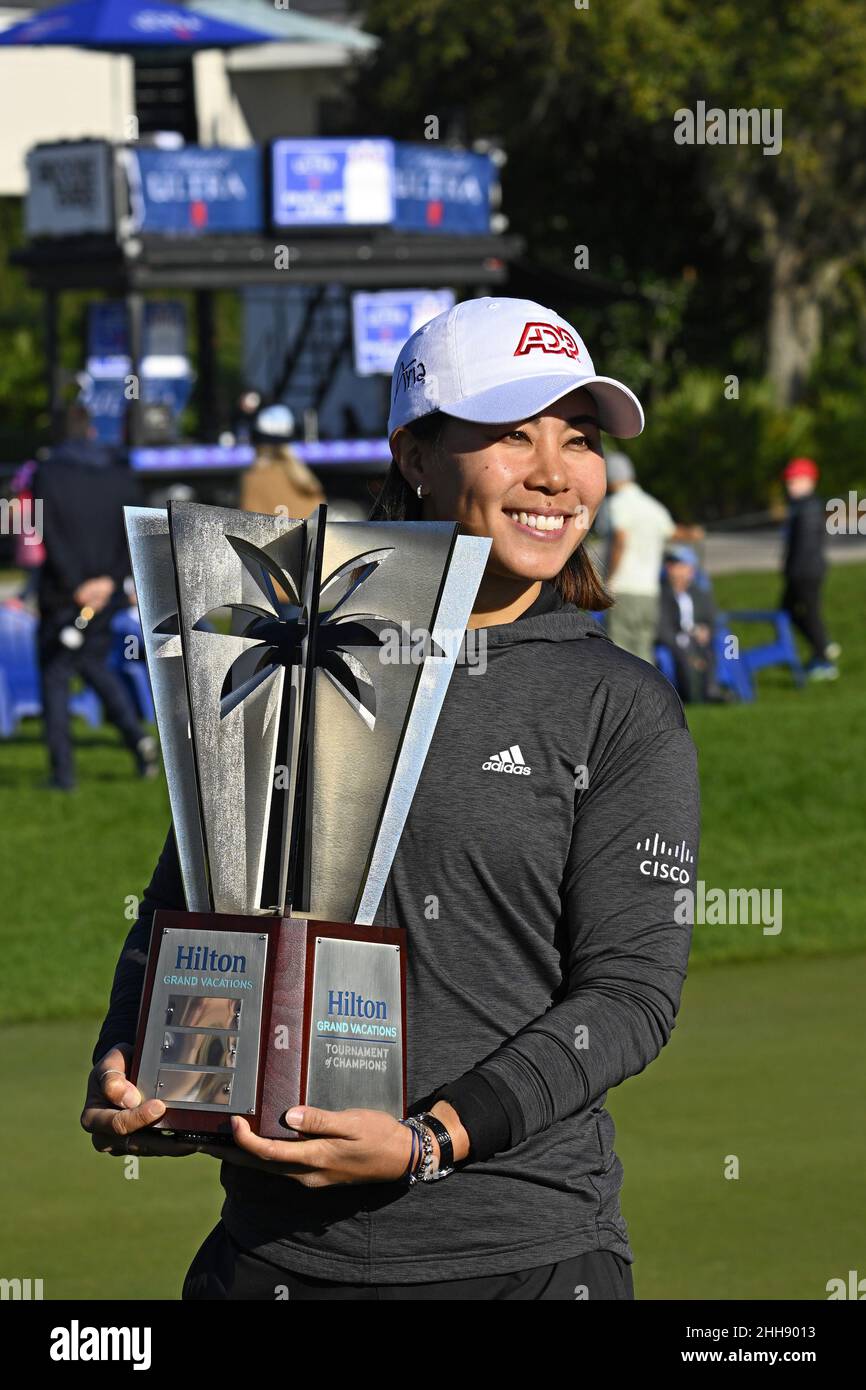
[33,402,158,791]
[233,389,262,445]
[604,452,704,664]
[780,457,839,680]
[240,405,326,607]
[239,405,325,521]
[658,544,723,702]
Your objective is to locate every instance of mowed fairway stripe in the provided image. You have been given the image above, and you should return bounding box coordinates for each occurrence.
[608,952,866,1300]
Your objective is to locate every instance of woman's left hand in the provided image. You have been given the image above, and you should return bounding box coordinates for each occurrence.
[207,1106,415,1187]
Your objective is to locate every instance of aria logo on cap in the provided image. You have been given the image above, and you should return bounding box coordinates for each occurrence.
[394,355,427,399]
[513,322,581,360]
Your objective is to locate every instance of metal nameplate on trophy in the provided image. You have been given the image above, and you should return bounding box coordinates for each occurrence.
[124,500,489,1139]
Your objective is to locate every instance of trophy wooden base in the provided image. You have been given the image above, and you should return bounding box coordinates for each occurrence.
[129,908,407,1141]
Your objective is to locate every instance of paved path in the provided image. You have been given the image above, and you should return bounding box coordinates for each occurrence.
[700,529,866,576]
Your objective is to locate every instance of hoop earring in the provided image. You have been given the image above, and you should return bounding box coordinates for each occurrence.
[416,484,425,499]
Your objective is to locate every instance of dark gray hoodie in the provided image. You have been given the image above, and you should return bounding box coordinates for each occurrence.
[94,592,700,1284]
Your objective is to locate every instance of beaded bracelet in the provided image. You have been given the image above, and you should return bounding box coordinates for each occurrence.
[402,1118,419,1179]
[400,1116,434,1185]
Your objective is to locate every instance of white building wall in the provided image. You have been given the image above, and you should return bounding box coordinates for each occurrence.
[0,9,353,194]
[0,14,135,193]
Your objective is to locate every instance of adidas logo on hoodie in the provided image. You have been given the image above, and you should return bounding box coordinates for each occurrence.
[482,744,531,776]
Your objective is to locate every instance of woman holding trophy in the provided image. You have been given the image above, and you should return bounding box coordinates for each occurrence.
[82,297,699,1301]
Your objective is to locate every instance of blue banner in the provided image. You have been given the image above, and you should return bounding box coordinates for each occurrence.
[351,290,455,376]
[393,146,492,235]
[127,147,263,235]
[143,300,187,357]
[84,300,193,444]
[87,301,128,372]
[271,139,394,227]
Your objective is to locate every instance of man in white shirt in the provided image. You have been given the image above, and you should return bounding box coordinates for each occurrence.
[604,452,702,665]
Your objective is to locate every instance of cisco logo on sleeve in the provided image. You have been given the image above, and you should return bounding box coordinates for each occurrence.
[636,831,694,883]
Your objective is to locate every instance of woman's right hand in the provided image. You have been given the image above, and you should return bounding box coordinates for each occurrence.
[80,1043,200,1158]
[81,1045,303,1172]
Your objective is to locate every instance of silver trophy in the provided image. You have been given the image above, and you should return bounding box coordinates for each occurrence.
[124,501,489,1140]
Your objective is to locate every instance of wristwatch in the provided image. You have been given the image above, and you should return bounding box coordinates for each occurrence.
[416,1110,455,1180]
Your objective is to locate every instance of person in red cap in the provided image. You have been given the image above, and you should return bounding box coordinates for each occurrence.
[780,458,839,679]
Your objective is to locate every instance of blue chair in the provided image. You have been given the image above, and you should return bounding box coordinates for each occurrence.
[597,595,745,699]
[0,604,105,736]
[109,607,155,723]
[710,621,752,701]
[655,634,748,700]
[0,605,40,735]
[654,643,677,686]
[714,610,804,700]
[656,557,752,699]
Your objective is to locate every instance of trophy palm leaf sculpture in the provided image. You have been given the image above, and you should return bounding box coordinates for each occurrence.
[196,537,426,731]
[123,501,489,1140]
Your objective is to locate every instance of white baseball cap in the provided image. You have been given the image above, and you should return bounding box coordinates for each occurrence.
[254,404,295,441]
[387,296,644,442]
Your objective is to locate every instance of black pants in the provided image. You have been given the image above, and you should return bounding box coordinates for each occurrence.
[182,1221,634,1301]
[781,573,829,661]
[38,613,143,786]
[672,636,716,703]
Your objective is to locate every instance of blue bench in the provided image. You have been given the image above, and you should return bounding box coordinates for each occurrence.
[108,608,156,723]
[0,605,103,737]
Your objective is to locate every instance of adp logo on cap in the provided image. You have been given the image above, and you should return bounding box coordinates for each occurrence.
[513,322,581,360]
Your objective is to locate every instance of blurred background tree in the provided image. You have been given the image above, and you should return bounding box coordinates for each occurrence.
[0,198,51,459]
[351,0,866,512]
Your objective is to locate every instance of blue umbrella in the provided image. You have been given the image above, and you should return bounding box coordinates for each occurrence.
[0,0,275,50]
[189,0,378,53]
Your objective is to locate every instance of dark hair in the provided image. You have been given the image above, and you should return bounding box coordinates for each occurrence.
[368,412,612,611]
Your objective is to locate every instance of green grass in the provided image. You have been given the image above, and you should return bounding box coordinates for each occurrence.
[685,564,866,964]
[1,727,170,1023]
[4,1018,224,1300]
[613,951,866,1299]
